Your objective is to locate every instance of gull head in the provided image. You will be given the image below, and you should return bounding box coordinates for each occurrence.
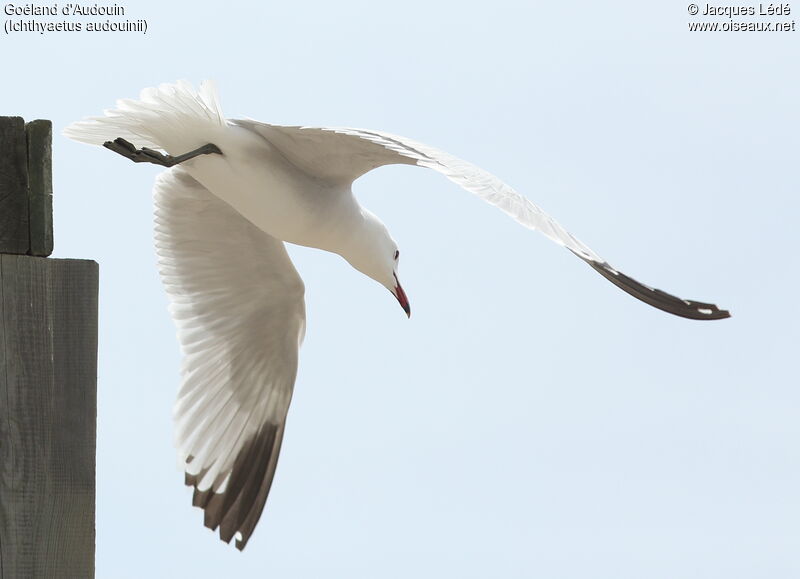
[340,211,410,318]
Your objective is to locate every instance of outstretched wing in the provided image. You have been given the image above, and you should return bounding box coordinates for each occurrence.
[153,167,306,550]
[232,120,729,320]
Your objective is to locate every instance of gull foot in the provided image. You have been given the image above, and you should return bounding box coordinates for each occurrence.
[103,137,222,167]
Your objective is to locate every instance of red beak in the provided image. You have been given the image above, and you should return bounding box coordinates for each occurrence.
[393,274,411,318]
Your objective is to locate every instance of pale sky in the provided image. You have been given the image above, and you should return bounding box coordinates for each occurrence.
[3,1,799,577]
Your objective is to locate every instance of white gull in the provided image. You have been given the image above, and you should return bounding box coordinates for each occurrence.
[64,80,729,550]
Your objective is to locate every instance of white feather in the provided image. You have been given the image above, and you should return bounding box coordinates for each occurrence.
[153,168,305,496]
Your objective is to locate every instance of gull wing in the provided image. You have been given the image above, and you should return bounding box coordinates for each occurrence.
[154,167,306,550]
[233,120,729,320]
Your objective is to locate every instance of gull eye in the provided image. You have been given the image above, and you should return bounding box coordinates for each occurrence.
[394,250,399,260]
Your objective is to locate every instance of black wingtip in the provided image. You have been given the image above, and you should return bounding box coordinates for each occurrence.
[184,424,285,552]
[572,252,731,321]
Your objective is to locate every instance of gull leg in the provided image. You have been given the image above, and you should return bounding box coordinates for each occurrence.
[103,137,222,167]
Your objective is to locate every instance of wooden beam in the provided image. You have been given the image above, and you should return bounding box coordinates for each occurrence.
[0,254,98,578]
[27,120,54,257]
[0,117,29,254]
[1,114,97,575]
[0,116,54,256]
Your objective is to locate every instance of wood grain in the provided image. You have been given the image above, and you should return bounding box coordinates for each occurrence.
[0,118,29,254]
[26,120,53,257]
[0,254,98,578]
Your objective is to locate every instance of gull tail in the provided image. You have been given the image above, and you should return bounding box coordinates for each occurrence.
[63,80,226,153]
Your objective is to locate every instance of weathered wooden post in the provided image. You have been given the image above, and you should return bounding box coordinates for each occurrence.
[0,117,98,577]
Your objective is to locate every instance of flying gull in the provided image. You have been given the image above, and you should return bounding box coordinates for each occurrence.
[64,80,730,550]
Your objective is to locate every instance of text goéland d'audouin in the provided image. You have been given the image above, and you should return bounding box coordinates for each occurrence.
[4,3,147,33]
[6,3,125,15]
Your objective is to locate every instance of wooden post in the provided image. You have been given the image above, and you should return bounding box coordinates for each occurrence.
[0,117,98,578]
